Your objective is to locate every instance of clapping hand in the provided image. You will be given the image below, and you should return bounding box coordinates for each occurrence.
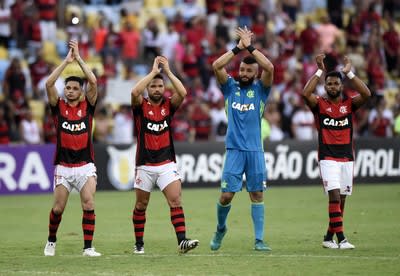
[315,54,326,71]
[236,26,253,49]
[341,56,352,74]
[152,56,162,74]
[158,56,171,74]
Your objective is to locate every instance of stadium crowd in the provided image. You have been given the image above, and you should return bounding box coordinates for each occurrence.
[0,0,399,145]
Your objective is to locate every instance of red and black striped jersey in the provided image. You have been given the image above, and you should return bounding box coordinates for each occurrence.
[133,98,177,166]
[50,97,96,167]
[312,96,354,161]
[35,0,57,21]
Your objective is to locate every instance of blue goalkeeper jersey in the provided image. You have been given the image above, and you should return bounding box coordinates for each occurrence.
[220,76,271,152]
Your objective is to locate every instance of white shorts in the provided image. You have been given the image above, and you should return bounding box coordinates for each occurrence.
[319,160,354,195]
[134,162,181,192]
[54,163,97,192]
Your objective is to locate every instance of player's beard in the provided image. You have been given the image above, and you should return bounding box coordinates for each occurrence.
[149,93,163,104]
[327,89,341,99]
[239,76,254,87]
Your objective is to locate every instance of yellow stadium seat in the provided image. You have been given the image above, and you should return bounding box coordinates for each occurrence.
[0,46,8,59]
[144,0,160,9]
[42,41,60,64]
[86,12,99,29]
[160,0,174,7]
[29,100,45,121]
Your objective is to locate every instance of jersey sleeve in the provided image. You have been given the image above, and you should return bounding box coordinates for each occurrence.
[49,98,60,116]
[86,96,97,115]
[132,99,145,116]
[310,96,320,114]
[257,80,271,102]
[220,76,235,97]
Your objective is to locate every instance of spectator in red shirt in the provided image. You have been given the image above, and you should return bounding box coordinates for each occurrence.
[251,11,267,43]
[382,18,400,75]
[3,58,26,100]
[92,19,109,54]
[345,15,362,50]
[171,107,190,142]
[34,0,57,42]
[367,44,385,89]
[26,11,42,59]
[188,97,211,141]
[29,49,50,99]
[119,21,141,72]
[369,96,394,137]
[182,43,199,84]
[299,17,319,61]
[359,2,381,46]
[42,105,57,144]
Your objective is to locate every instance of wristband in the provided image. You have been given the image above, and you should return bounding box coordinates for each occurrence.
[231,46,241,55]
[246,45,256,53]
[315,69,323,78]
[346,71,355,79]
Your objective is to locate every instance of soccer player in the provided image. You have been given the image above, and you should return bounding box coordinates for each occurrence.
[130,56,199,254]
[302,54,371,249]
[210,27,274,251]
[43,40,101,257]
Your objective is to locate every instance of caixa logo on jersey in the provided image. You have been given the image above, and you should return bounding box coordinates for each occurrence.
[106,144,136,190]
[232,102,255,111]
[147,121,168,132]
[323,118,349,127]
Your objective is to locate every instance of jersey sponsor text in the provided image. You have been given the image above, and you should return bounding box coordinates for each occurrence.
[232,102,255,111]
[323,118,349,127]
[62,121,87,132]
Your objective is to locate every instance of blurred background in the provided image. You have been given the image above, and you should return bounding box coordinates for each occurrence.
[0,0,399,146]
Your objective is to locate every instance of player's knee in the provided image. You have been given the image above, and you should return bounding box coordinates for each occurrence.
[167,196,181,207]
[135,200,149,210]
[249,191,263,202]
[81,199,94,210]
[52,205,65,215]
[219,194,233,205]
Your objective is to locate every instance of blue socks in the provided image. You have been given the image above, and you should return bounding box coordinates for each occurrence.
[251,202,265,241]
[216,202,231,232]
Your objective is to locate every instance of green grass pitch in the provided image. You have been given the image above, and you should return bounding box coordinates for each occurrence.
[0,184,399,275]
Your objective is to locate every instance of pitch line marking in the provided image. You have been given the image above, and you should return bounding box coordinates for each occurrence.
[24,253,398,261]
[10,253,399,261]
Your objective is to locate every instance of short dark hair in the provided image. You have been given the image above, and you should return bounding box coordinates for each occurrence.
[242,56,257,65]
[325,71,343,81]
[153,73,164,81]
[65,76,84,87]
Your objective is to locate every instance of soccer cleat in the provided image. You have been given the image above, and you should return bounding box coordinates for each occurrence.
[210,228,227,251]
[338,239,355,249]
[178,239,199,253]
[134,243,145,254]
[254,239,272,251]
[82,247,102,257]
[322,240,339,249]
[44,241,56,256]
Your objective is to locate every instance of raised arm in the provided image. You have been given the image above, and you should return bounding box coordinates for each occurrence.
[212,28,248,85]
[341,56,371,109]
[45,49,74,106]
[212,51,235,85]
[69,40,97,106]
[238,27,274,87]
[159,56,187,108]
[302,54,325,109]
[131,57,161,107]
